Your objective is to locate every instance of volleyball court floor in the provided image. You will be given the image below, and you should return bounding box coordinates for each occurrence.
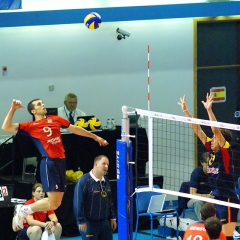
[61,229,163,240]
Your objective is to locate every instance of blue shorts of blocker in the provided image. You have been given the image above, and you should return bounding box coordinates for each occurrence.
[215,196,239,224]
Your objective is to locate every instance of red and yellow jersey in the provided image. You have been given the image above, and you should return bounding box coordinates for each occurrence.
[18,115,70,159]
[23,198,55,227]
[183,222,226,240]
[205,137,236,198]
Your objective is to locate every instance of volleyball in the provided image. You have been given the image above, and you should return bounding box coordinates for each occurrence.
[74,118,89,129]
[84,12,101,30]
[88,117,102,130]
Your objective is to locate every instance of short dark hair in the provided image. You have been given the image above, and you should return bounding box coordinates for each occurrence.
[94,155,108,164]
[199,152,210,164]
[27,98,40,115]
[93,155,109,168]
[204,217,222,240]
[200,203,216,221]
[220,128,233,143]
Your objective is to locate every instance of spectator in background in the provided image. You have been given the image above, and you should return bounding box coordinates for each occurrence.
[205,217,222,240]
[73,155,117,240]
[13,183,62,240]
[183,202,226,240]
[187,152,211,220]
[58,93,86,124]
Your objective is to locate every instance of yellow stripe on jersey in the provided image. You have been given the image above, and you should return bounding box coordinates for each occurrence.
[223,141,230,148]
[206,137,211,143]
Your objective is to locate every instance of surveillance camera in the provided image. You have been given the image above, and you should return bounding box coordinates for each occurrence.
[116,28,130,37]
[116,28,130,40]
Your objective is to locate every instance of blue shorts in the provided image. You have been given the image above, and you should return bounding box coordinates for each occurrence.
[17,226,44,240]
[17,227,29,240]
[215,196,239,224]
[40,157,66,192]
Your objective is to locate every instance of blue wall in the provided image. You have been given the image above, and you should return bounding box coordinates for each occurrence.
[1,2,240,27]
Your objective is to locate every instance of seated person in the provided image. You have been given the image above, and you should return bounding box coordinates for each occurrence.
[187,152,211,220]
[13,183,62,240]
[205,217,222,240]
[162,202,239,238]
[58,93,86,124]
[183,203,226,240]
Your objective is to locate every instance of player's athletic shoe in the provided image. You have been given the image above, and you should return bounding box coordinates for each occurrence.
[12,204,25,230]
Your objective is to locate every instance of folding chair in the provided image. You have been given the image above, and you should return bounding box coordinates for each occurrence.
[134,185,179,240]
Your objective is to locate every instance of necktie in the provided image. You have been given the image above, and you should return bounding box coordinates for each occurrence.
[69,112,74,124]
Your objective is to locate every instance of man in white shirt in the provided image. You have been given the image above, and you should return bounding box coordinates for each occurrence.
[58,93,86,124]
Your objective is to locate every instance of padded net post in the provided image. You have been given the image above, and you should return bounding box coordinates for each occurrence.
[117,106,133,240]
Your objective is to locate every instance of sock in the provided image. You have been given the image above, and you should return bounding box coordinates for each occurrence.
[21,204,34,215]
[226,236,233,240]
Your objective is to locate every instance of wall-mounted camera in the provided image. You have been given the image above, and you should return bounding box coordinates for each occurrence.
[116,28,131,40]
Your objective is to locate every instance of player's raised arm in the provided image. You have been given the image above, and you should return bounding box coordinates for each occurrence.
[202,93,225,147]
[67,124,109,146]
[2,99,24,133]
[178,94,207,145]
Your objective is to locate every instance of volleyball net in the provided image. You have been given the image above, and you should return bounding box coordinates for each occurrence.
[130,107,240,210]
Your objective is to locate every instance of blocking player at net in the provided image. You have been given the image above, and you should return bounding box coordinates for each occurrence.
[2,99,109,230]
[178,93,238,240]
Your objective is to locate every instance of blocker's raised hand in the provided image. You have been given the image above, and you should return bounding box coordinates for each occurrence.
[178,94,188,111]
[201,93,213,111]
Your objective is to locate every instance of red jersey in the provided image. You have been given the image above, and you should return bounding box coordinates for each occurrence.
[183,222,226,240]
[18,115,70,159]
[23,198,55,227]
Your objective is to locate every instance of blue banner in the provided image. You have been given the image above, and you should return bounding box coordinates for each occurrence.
[117,140,133,240]
[0,0,22,10]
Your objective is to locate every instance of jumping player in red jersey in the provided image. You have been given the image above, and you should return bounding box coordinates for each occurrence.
[2,99,109,230]
[178,93,238,240]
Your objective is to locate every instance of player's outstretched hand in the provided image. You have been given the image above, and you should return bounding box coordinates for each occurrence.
[11,99,25,110]
[96,136,109,146]
[178,94,187,111]
[201,93,213,111]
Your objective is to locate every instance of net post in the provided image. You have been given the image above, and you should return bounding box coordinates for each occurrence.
[121,105,130,145]
[116,106,133,240]
[148,115,153,190]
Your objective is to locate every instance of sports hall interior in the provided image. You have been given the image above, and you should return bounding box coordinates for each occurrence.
[1,1,240,239]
